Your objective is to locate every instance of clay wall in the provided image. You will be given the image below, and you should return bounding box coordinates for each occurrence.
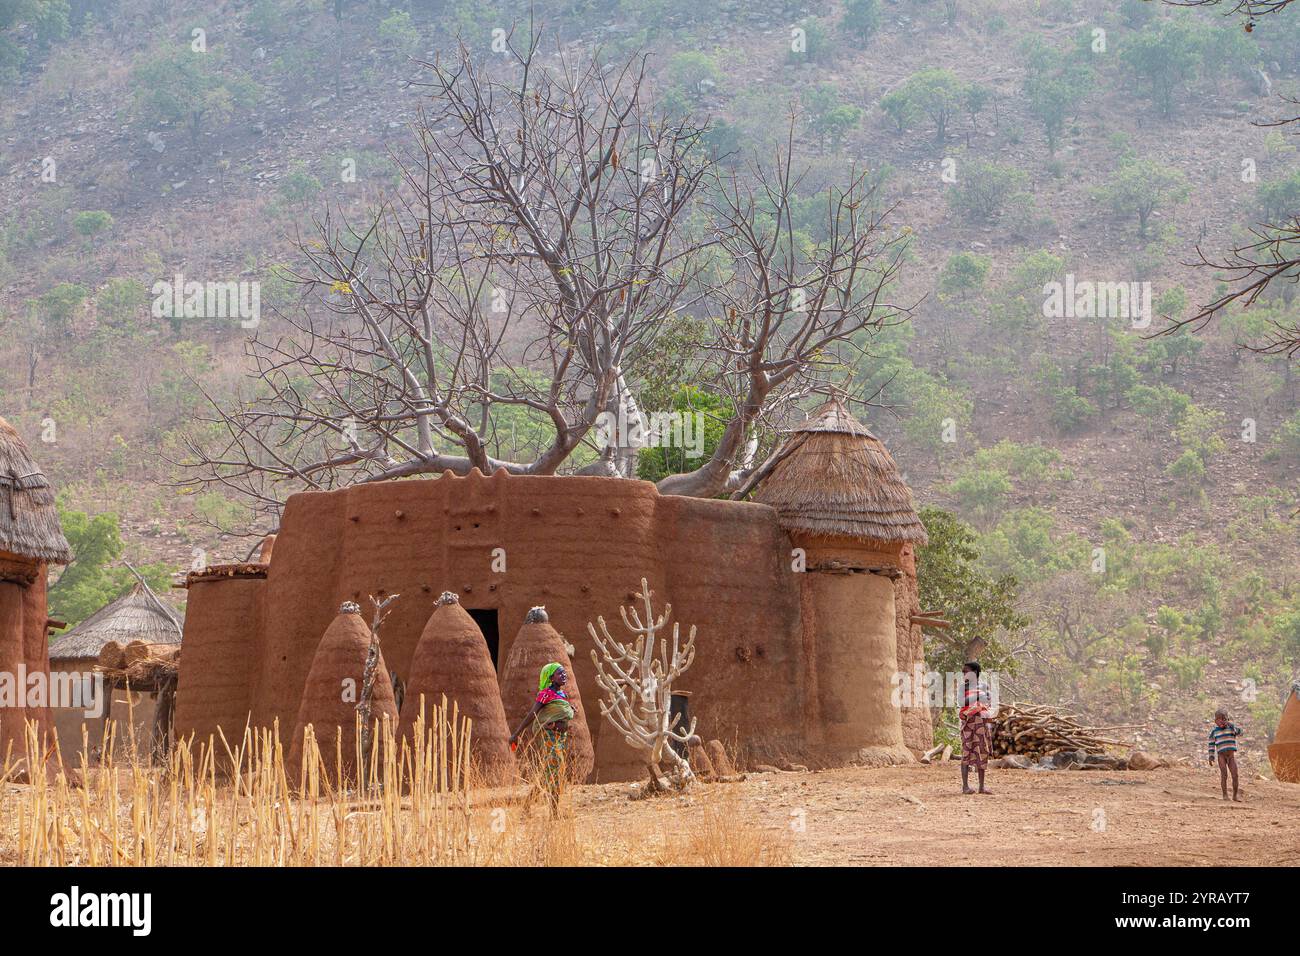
[0,554,53,768]
[174,473,918,779]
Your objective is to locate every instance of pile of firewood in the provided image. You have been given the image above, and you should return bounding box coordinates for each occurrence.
[988,702,1138,758]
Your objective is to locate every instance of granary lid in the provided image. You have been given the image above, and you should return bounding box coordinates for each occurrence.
[749,399,927,545]
[0,417,71,564]
[48,581,183,662]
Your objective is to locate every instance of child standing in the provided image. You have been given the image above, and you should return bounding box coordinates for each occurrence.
[959,661,993,795]
[1207,708,1242,802]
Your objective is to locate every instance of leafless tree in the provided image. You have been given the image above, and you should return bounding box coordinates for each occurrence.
[179,31,910,521]
[1167,223,1300,357]
[1156,0,1300,356]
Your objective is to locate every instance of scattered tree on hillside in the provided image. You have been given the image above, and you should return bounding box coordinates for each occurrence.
[842,0,881,40]
[1094,157,1190,238]
[880,68,975,143]
[947,157,1029,222]
[1021,38,1093,154]
[131,46,259,144]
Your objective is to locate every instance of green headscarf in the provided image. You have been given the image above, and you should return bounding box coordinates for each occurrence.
[539,662,563,690]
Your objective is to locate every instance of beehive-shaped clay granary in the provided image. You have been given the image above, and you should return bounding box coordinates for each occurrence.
[1269,682,1300,783]
[0,417,71,778]
[399,592,514,785]
[288,601,398,785]
[750,398,928,765]
[499,607,594,782]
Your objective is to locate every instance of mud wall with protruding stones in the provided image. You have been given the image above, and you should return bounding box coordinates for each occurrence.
[174,472,921,780]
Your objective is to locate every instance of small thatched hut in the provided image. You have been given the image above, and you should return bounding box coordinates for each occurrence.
[751,398,930,762]
[0,416,71,775]
[749,398,928,544]
[47,580,183,760]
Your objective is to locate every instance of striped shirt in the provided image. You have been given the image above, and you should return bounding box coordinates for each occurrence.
[1208,722,1241,759]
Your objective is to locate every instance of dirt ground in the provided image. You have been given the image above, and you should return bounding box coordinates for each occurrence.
[563,762,1300,866]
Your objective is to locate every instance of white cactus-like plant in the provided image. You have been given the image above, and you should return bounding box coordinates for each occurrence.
[589,578,699,791]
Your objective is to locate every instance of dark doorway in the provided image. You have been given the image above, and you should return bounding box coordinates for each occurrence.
[469,608,500,669]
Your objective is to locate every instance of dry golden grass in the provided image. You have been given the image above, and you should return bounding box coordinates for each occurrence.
[0,712,790,867]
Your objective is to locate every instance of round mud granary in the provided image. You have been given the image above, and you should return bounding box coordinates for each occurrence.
[0,417,72,776]
[288,602,398,786]
[399,592,515,785]
[750,398,929,766]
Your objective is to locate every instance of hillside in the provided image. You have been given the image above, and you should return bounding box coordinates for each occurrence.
[0,0,1297,769]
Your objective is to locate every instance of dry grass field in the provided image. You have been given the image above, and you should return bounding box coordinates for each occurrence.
[2,715,1296,866]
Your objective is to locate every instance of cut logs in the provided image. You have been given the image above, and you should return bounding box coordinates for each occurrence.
[988,702,1140,759]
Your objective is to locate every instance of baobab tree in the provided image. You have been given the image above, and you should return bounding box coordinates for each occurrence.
[180,30,911,522]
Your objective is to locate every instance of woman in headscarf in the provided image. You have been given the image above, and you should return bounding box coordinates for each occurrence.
[509,662,574,815]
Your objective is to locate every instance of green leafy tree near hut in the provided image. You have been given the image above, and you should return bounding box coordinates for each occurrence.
[47,505,169,627]
[916,506,1027,679]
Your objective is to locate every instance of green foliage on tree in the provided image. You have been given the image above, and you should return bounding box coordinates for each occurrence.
[635,386,732,484]
[1274,409,1300,465]
[132,46,260,143]
[95,278,148,336]
[879,68,974,143]
[946,467,1012,528]
[378,9,421,52]
[1257,168,1300,222]
[72,209,112,242]
[1120,17,1211,116]
[36,281,86,335]
[802,84,862,151]
[842,0,881,40]
[1093,157,1189,238]
[937,252,990,301]
[47,506,170,627]
[1021,37,1093,154]
[947,157,1029,223]
[278,163,322,205]
[916,506,1027,679]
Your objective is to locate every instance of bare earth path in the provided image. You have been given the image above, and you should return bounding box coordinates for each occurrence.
[566,764,1300,866]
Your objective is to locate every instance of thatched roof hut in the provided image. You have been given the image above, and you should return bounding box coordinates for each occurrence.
[0,416,71,565]
[749,399,927,545]
[48,581,183,663]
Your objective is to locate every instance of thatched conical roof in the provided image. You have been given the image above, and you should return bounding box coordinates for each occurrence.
[48,581,183,662]
[0,417,71,564]
[749,399,927,545]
